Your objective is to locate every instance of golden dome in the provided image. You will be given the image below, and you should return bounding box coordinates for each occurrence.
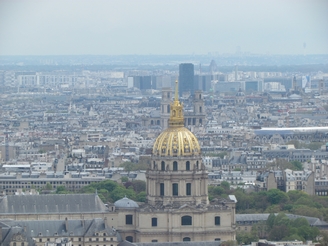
[152,80,201,157]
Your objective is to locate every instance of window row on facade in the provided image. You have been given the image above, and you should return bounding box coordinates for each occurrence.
[125,215,220,226]
[159,182,191,196]
[156,160,199,171]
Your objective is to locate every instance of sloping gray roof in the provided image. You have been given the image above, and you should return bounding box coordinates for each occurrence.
[134,242,221,246]
[0,194,107,214]
[119,242,221,246]
[0,218,119,245]
[236,213,269,222]
[84,218,117,237]
[1,225,35,246]
[236,213,328,227]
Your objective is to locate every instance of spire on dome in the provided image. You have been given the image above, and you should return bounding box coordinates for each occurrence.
[174,79,179,102]
[168,80,184,128]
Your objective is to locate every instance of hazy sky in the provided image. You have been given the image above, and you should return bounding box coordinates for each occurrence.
[0,0,327,56]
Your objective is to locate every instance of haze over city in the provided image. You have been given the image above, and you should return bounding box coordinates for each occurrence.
[0,0,328,56]
[2,1,328,246]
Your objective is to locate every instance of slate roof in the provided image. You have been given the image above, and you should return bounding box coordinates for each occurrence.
[119,241,221,246]
[0,193,107,214]
[135,242,221,246]
[236,213,328,227]
[1,224,35,246]
[0,218,119,245]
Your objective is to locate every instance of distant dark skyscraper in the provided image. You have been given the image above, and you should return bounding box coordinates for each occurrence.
[179,63,194,96]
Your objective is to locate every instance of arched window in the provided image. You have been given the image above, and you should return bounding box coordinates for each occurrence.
[153,161,156,169]
[186,161,190,170]
[126,236,133,242]
[167,105,170,113]
[173,161,178,171]
[161,161,165,171]
[199,119,202,125]
[199,106,202,113]
[172,183,178,196]
[181,216,192,225]
[196,161,199,170]
[183,237,191,242]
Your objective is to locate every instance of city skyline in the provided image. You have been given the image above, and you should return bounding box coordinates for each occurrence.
[0,0,328,56]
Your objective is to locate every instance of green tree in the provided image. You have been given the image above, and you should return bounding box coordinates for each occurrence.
[45,182,52,190]
[221,181,230,191]
[135,161,150,170]
[110,186,136,202]
[121,176,129,182]
[319,231,328,246]
[267,189,289,204]
[136,191,147,202]
[292,205,323,218]
[81,186,96,193]
[253,221,267,239]
[264,204,281,213]
[287,190,308,202]
[274,213,290,227]
[218,151,228,159]
[306,142,324,150]
[267,159,301,171]
[295,196,315,207]
[236,231,259,244]
[120,161,149,171]
[266,213,276,230]
[98,193,106,202]
[209,186,225,196]
[221,240,237,246]
[297,226,318,240]
[56,185,70,194]
[131,180,146,193]
[290,161,303,170]
[94,180,118,192]
[268,225,289,241]
[120,161,135,172]
[283,234,304,241]
[291,217,309,228]
[234,189,250,211]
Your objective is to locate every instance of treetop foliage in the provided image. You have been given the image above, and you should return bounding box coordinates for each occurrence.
[80,179,146,203]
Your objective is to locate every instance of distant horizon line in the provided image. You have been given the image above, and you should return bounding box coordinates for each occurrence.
[1,53,328,57]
